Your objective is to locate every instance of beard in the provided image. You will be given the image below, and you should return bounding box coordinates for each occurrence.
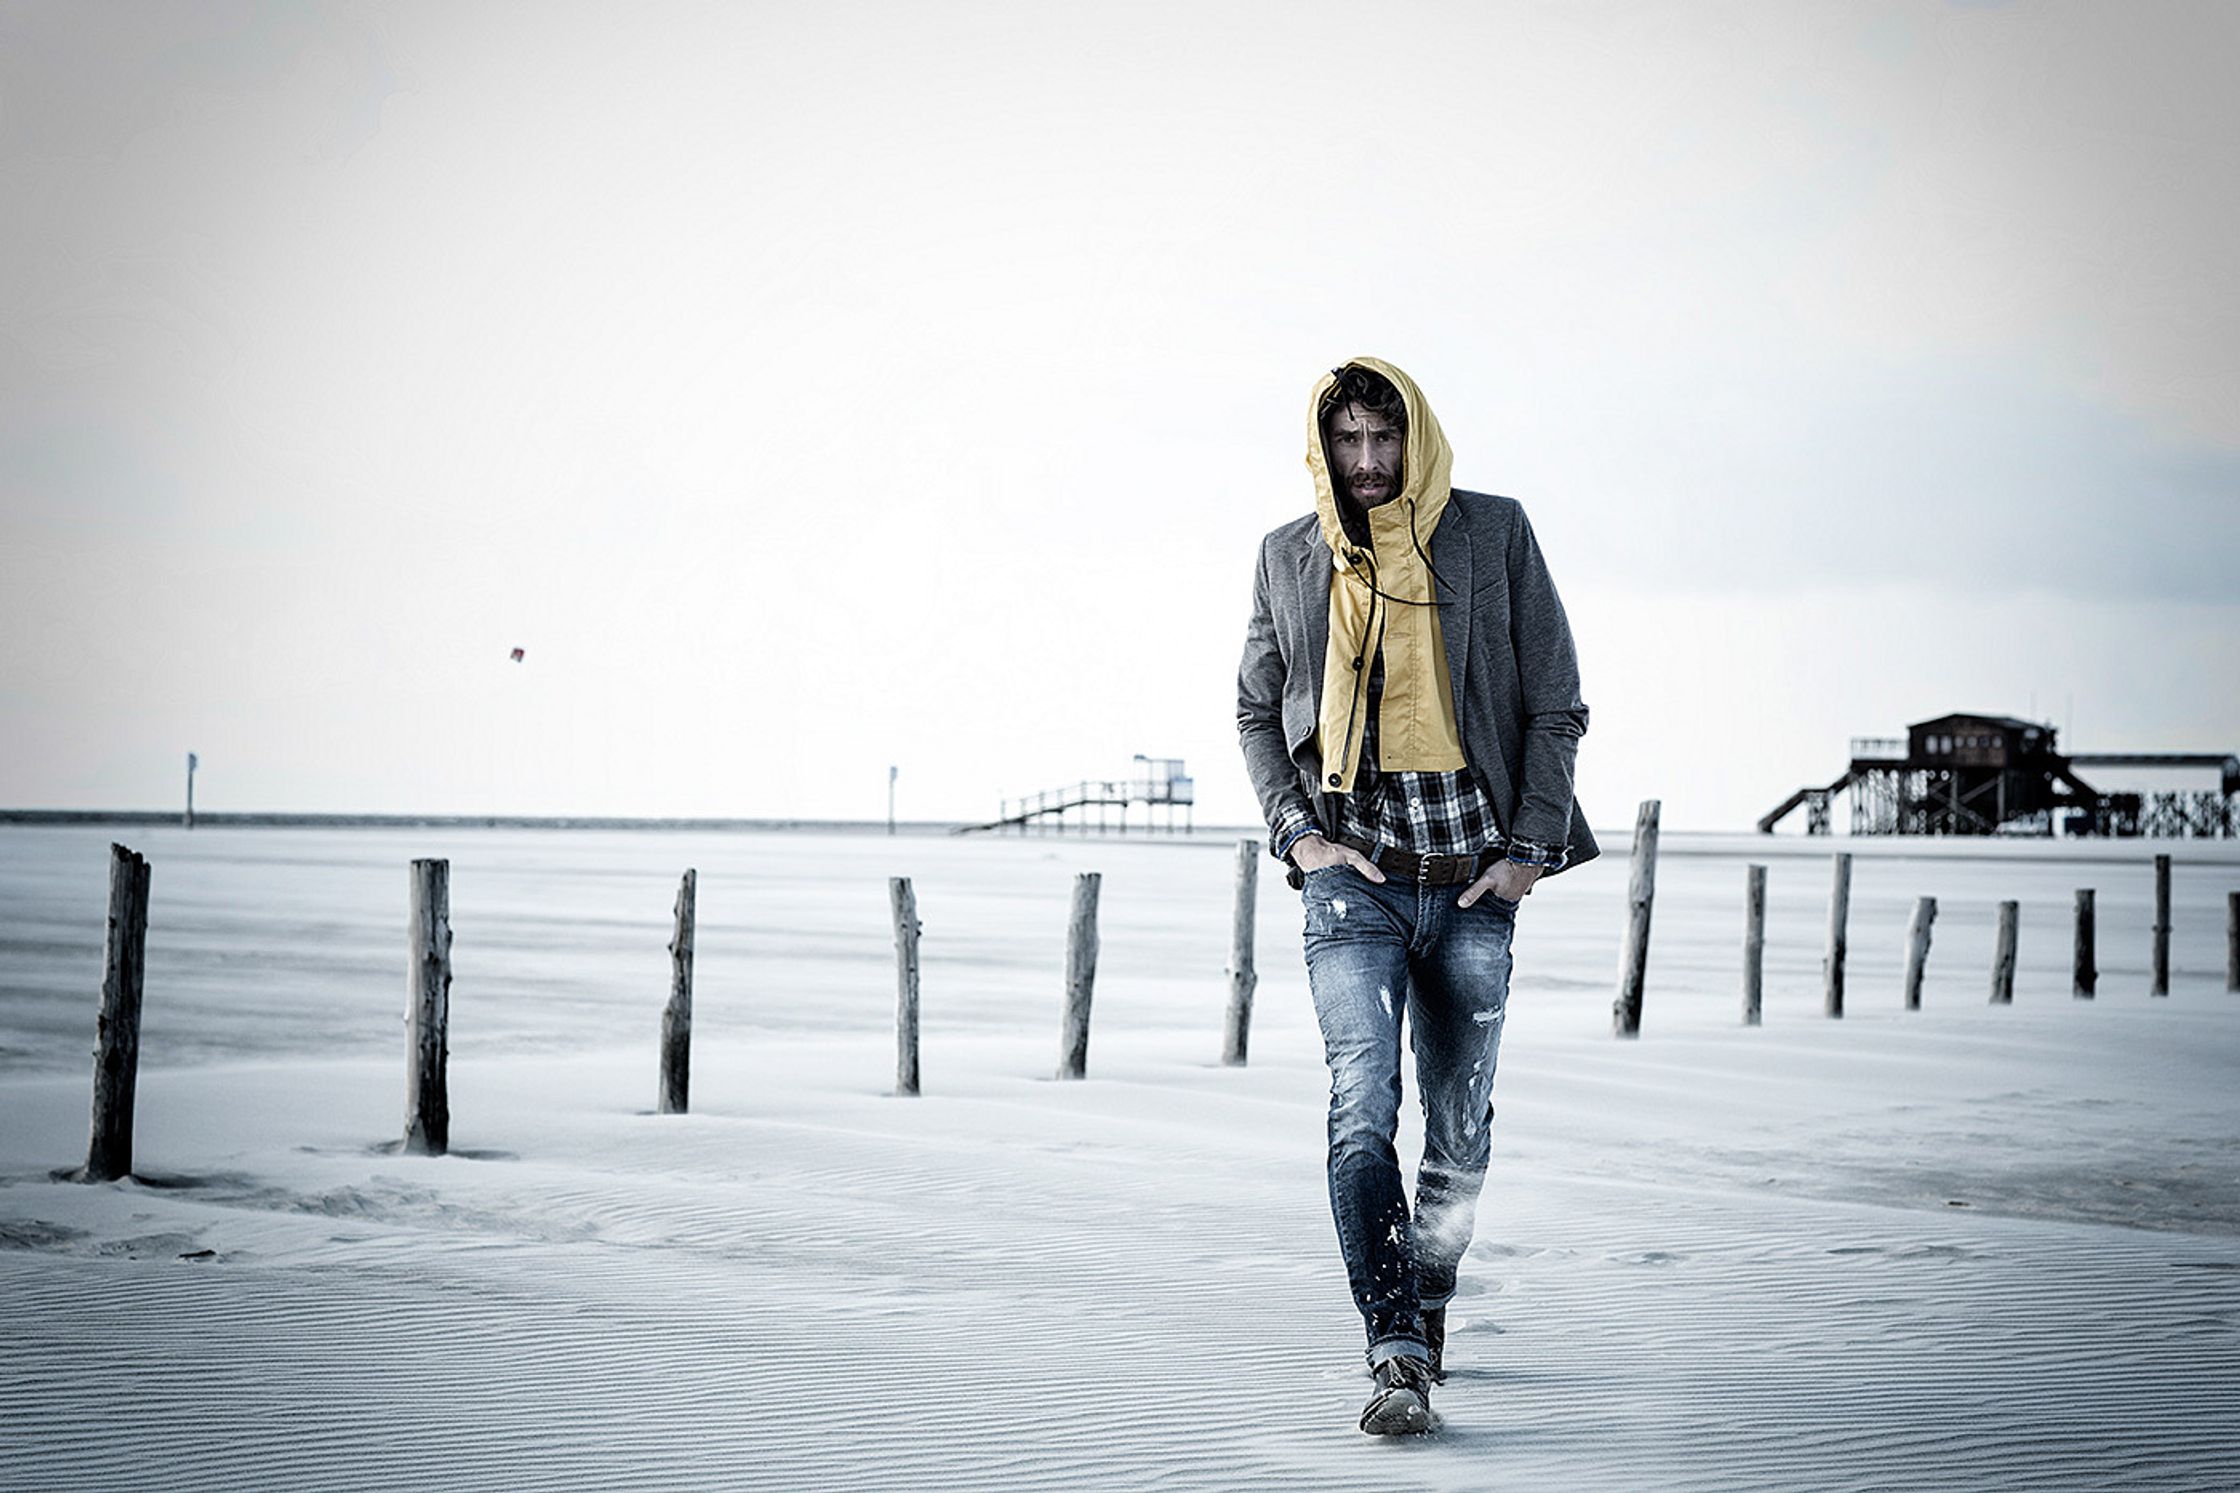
[1342,470,1397,506]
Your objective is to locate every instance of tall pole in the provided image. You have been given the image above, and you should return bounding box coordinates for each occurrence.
[659,869,695,1115]
[1902,896,1937,1010]
[2151,854,2171,997]
[1058,872,1101,1079]
[891,876,921,1096]
[1612,799,1660,1038]
[1742,863,1766,1027]
[1223,839,1259,1065]
[84,843,152,1182]
[184,752,196,831]
[2228,891,2239,994]
[2073,889,2097,1000]
[1824,853,1853,1018]
[1990,900,2018,1005]
[405,859,452,1155]
[888,765,898,837]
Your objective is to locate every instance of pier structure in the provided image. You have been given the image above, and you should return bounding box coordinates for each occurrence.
[1761,713,2238,838]
[967,755,1196,835]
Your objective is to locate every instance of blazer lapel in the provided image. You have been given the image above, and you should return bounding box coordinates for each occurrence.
[1430,492,1472,709]
[1296,537,1330,721]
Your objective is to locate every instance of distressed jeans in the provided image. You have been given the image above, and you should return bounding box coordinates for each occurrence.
[1300,863,1516,1367]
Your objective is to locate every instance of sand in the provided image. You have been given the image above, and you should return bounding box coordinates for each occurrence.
[3,824,2238,1490]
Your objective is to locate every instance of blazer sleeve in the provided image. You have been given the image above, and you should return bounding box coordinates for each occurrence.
[1505,506,1589,855]
[1237,534,1320,858]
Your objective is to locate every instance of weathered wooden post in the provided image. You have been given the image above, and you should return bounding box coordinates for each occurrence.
[183,752,196,831]
[1823,853,1853,1018]
[1741,863,1766,1027]
[83,843,152,1182]
[404,858,452,1155]
[2151,854,2171,997]
[1902,895,1937,1010]
[2072,888,2097,1000]
[891,876,921,1096]
[2228,891,2239,993]
[1058,871,1101,1079]
[1223,839,1259,1065]
[659,869,695,1114]
[1612,799,1660,1038]
[1990,900,2018,1005]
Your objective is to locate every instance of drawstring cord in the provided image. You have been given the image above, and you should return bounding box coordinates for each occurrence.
[1328,497,1453,788]
[1407,498,1457,600]
[1330,559,1383,787]
[1336,498,1455,608]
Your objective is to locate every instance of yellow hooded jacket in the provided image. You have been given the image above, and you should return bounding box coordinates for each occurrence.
[1306,357,1468,795]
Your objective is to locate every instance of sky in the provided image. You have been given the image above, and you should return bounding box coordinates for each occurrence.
[2,0,2235,831]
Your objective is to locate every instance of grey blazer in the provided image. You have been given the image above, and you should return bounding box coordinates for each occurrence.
[1235,489,1597,877]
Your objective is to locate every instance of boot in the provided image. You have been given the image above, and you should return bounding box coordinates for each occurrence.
[1424,1306,1447,1384]
[1359,1353,1434,1436]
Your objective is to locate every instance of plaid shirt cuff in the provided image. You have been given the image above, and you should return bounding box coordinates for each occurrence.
[1271,804,1323,863]
[1504,836,1568,871]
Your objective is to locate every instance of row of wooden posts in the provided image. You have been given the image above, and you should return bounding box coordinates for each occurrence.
[1611,799,2233,1037]
[77,840,1265,1172]
[576,848,1272,1128]
[890,845,1268,1095]
[76,826,2240,1176]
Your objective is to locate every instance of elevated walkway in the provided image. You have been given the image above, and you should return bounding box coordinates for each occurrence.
[960,760,1195,835]
[1756,770,1856,834]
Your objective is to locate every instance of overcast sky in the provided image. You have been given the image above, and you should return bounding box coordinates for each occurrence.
[3,0,2235,831]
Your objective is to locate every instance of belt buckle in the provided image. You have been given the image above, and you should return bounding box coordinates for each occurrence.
[1416,851,1447,886]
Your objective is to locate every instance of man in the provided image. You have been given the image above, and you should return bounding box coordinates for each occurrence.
[1235,357,1594,1435]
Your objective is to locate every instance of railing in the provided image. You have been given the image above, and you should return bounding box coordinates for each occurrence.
[990,774,1198,832]
[1001,777,1195,820]
[1849,737,1907,762]
[1002,781,1130,823]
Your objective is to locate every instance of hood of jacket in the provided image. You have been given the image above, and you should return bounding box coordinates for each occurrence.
[1305,356,1467,796]
[1305,356,1456,560]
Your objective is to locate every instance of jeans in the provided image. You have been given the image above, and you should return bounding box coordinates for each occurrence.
[1299,863,1517,1367]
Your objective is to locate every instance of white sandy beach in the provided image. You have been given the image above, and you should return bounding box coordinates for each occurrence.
[3,824,2238,1491]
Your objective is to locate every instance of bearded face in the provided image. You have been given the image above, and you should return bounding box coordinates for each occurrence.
[1323,402,1405,509]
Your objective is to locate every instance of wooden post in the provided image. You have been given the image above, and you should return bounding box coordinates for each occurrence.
[1612,799,1660,1038]
[1902,895,1937,1010]
[183,752,196,831]
[1823,853,1853,1018]
[2228,891,2238,993]
[1990,900,2018,1006]
[891,876,921,1096]
[659,869,695,1114]
[1223,839,1259,1065]
[83,843,151,1182]
[1741,863,1766,1027]
[2151,854,2171,997]
[2073,888,2096,1000]
[404,858,452,1155]
[1058,871,1101,1079]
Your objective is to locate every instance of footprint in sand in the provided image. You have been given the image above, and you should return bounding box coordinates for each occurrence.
[1826,1242,1977,1262]
[0,1220,89,1252]
[1614,1249,1686,1267]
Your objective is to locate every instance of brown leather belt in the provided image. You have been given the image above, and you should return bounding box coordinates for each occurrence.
[1333,833,1497,887]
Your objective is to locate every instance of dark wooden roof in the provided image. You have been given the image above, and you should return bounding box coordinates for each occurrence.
[1909,712,2046,735]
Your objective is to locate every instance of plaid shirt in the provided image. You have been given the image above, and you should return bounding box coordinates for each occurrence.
[1273,654,1566,871]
